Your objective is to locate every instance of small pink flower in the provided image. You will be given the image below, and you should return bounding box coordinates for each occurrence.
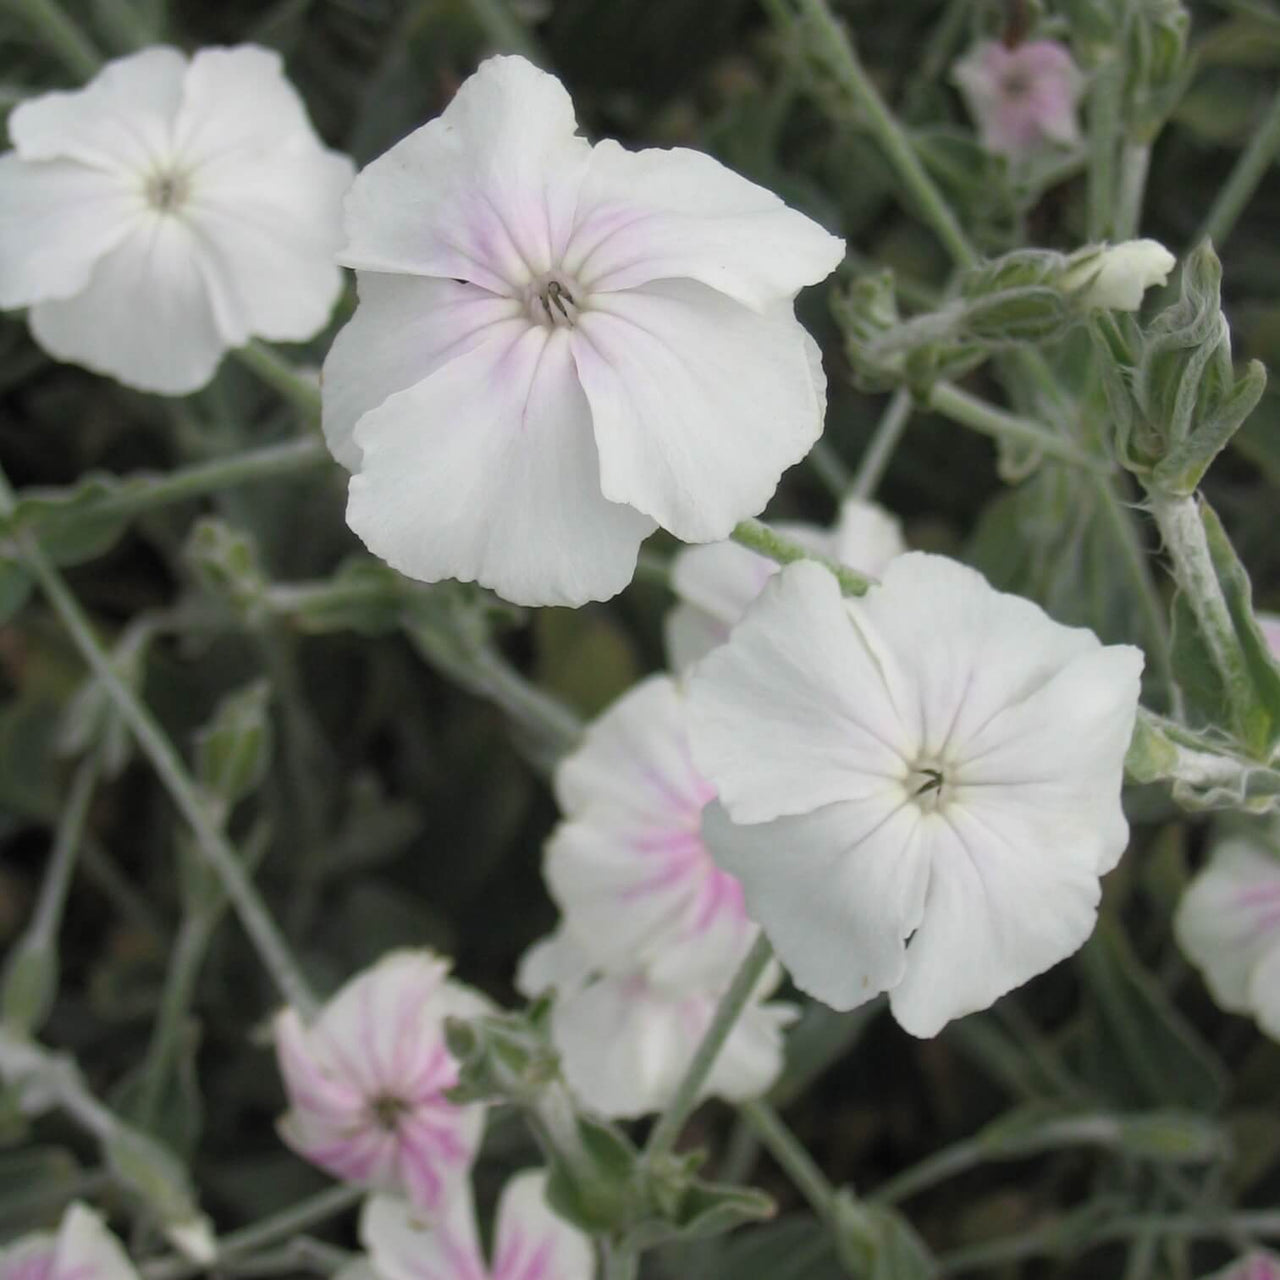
[274,950,491,1212]
[544,674,756,989]
[362,1169,593,1280]
[1204,1251,1280,1280]
[0,1205,137,1280]
[952,39,1085,159]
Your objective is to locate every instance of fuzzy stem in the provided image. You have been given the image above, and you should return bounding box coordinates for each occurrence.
[927,382,1111,474]
[740,1099,836,1220]
[4,0,102,78]
[232,342,322,422]
[731,519,873,595]
[644,934,775,1161]
[0,465,319,1018]
[459,0,543,61]
[1195,80,1280,251]
[850,388,913,500]
[1115,143,1153,240]
[777,0,978,268]
[1087,52,1126,241]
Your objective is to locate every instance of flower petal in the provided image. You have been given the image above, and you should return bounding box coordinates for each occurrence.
[347,324,655,607]
[361,1188,484,1280]
[0,155,137,307]
[563,139,844,310]
[29,214,225,394]
[9,47,185,171]
[55,1204,138,1280]
[830,497,906,576]
[1175,838,1280,1018]
[169,46,353,343]
[491,1171,593,1280]
[322,273,521,470]
[515,928,593,1001]
[340,55,590,289]
[573,284,826,541]
[704,797,929,1010]
[688,561,912,825]
[888,801,1104,1037]
[551,973,791,1118]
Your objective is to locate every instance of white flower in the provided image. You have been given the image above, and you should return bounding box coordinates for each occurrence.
[274,950,491,1211]
[688,554,1143,1038]
[362,1169,592,1280]
[1175,829,1280,1040]
[322,54,845,608]
[518,930,794,1119]
[666,496,905,670]
[545,673,756,987]
[0,1204,136,1280]
[1063,240,1176,312]
[0,45,353,394]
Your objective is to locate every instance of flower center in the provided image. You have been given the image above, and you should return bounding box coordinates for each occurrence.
[144,167,192,215]
[908,763,949,812]
[368,1092,411,1132]
[526,272,582,329]
[1001,69,1033,99]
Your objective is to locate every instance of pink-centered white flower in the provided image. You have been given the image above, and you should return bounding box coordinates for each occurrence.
[952,39,1085,159]
[1175,829,1280,1041]
[666,496,905,670]
[362,1169,592,1280]
[518,930,793,1119]
[0,46,353,394]
[274,950,491,1211]
[321,54,845,607]
[0,1204,136,1280]
[689,554,1143,1038]
[545,674,756,988]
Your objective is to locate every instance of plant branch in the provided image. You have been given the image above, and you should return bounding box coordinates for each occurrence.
[732,519,873,595]
[1194,79,1280,251]
[4,0,102,78]
[644,934,775,1162]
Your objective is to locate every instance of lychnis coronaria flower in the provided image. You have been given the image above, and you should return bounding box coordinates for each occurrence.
[952,39,1084,159]
[518,930,793,1119]
[362,1169,592,1280]
[274,950,491,1210]
[0,1205,137,1280]
[666,496,905,670]
[322,54,845,607]
[545,674,756,988]
[0,46,353,394]
[689,555,1143,1038]
[1175,827,1280,1041]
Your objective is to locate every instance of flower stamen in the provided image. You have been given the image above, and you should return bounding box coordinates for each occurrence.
[527,273,582,328]
[368,1092,410,1131]
[144,168,192,215]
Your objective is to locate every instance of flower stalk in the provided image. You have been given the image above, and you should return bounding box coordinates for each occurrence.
[1195,79,1280,251]
[0,464,319,1019]
[731,518,873,595]
[643,933,775,1162]
[4,0,102,79]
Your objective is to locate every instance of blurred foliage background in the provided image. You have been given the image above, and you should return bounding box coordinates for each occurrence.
[2,0,1280,1276]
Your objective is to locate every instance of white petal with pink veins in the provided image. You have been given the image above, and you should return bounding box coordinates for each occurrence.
[347,325,655,607]
[491,1171,593,1280]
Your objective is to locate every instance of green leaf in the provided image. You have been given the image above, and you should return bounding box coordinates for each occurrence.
[1078,918,1228,1111]
[832,1194,937,1279]
[1168,497,1280,755]
[708,1217,845,1280]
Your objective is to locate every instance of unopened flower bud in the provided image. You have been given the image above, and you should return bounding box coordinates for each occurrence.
[1064,240,1175,311]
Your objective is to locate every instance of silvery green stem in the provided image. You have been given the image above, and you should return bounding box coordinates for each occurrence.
[1115,143,1153,240]
[850,389,912,501]
[1,750,101,1032]
[1147,490,1255,741]
[4,0,102,78]
[0,465,319,1018]
[731,519,872,595]
[459,0,543,61]
[1087,52,1126,241]
[644,933,775,1161]
[233,342,322,421]
[927,382,1111,475]
[1195,80,1280,250]
[740,1099,836,1220]
[776,0,978,269]
[142,1186,364,1280]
